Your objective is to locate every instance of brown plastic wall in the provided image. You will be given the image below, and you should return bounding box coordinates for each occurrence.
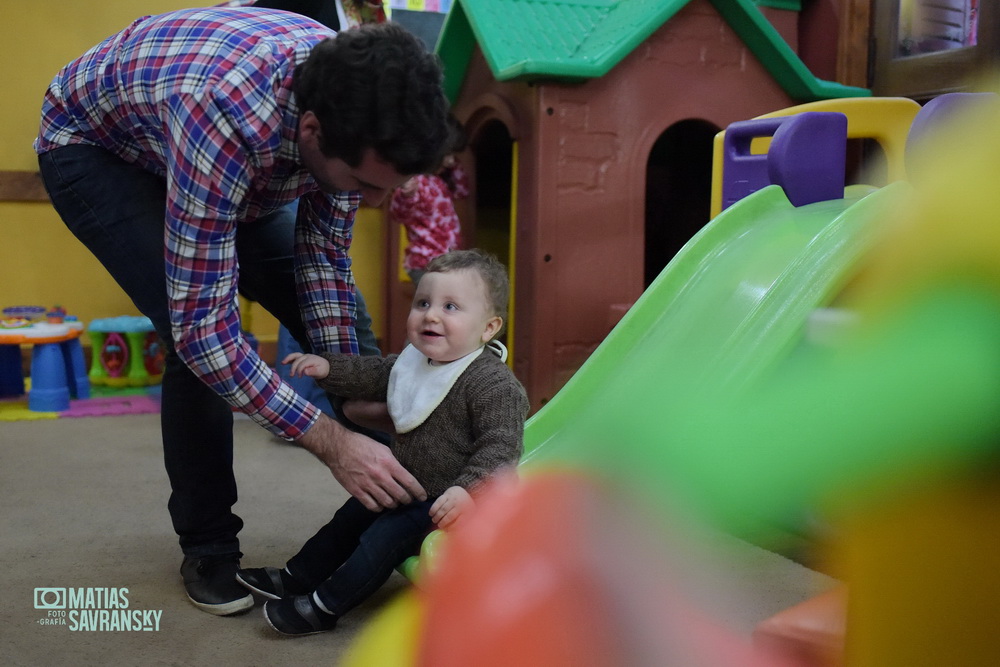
[391,0,831,411]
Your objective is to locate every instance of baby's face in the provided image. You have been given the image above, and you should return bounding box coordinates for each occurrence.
[407,269,500,364]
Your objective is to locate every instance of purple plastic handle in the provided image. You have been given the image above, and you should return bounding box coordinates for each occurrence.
[722,112,847,210]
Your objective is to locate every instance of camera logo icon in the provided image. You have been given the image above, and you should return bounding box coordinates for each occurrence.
[34,588,66,609]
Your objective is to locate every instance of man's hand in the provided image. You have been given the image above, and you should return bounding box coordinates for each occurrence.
[297,413,426,511]
[430,485,474,528]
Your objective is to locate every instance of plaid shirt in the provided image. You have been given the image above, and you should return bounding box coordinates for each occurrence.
[35,7,364,439]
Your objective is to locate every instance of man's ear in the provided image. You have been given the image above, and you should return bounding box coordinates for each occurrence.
[481,316,503,343]
[299,110,321,143]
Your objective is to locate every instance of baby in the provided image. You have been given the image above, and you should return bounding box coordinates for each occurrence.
[237,249,528,635]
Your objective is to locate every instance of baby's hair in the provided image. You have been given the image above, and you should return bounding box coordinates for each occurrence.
[424,250,509,337]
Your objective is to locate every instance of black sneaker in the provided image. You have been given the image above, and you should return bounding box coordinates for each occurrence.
[236,567,307,600]
[263,595,337,636]
[180,555,254,616]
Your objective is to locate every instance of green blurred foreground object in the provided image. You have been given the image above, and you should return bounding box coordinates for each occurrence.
[574,285,1000,534]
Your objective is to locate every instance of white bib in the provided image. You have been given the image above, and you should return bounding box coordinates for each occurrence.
[387,341,507,433]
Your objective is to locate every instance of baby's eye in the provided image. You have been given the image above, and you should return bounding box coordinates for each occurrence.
[415,299,429,308]
[444,303,459,311]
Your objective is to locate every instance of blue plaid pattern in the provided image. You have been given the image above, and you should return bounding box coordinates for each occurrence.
[35,7,363,438]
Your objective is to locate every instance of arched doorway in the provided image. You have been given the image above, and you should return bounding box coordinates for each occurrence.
[469,120,513,267]
[644,119,718,287]
[469,119,515,353]
[381,117,517,356]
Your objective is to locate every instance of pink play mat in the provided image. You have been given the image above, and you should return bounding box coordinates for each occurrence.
[0,388,161,422]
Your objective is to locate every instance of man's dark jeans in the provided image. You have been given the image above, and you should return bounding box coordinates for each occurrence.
[286,497,434,616]
[38,144,381,558]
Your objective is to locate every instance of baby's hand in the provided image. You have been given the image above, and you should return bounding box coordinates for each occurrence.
[281,352,330,379]
[429,486,474,529]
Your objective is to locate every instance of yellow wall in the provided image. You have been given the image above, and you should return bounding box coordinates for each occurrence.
[1,1,386,345]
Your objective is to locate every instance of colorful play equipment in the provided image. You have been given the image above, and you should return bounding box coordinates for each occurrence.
[709,96,922,218]
[391,96,934,577]
[87,316,164,387]
[719,111,848,211]
[0,306,90,412]
[347,91,1000,666]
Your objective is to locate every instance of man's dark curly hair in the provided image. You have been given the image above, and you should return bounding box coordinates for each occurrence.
[292,22,454,175]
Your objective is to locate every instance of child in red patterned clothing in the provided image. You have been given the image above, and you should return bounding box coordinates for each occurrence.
[390,148,470,284]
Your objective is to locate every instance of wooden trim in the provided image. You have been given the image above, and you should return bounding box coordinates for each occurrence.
[837,0,872,89]
[0,170,49,202]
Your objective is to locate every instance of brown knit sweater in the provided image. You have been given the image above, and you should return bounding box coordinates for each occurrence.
[318,347,529,497]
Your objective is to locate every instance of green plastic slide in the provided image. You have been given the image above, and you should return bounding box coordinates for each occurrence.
[401,182,904,579]
[522,182,901,467]
[403,175,1000,578]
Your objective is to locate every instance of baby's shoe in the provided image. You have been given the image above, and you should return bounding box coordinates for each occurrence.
[236,566,306,600]
[263,595,337,636]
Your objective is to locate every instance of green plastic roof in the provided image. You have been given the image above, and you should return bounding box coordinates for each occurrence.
[754,0,801,10]
[435,0,869,103]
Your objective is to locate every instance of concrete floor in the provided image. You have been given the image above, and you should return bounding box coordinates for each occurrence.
[1,412,836,666]
[1,413,407,666]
